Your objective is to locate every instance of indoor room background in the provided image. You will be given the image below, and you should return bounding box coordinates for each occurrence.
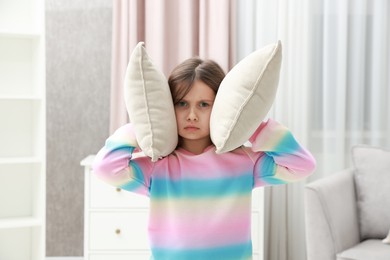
[45,0,111,256]
[0,0,389,259]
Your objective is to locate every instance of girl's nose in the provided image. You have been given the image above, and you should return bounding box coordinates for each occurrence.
[186,108,198,121]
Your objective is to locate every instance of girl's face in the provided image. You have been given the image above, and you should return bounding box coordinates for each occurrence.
[174,80,216,150]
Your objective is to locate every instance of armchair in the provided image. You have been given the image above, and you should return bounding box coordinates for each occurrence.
[304,145,390,260]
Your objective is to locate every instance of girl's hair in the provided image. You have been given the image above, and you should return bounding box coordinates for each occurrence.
[168,58,225,104]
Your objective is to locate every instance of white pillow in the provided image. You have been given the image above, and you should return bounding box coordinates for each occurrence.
[124,42,177,162]
[210,41,282,153]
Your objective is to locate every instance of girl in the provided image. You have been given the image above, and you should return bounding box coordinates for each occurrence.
[92,58,316,260]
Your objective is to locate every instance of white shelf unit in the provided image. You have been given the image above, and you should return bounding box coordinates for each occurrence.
[0,0,46,259]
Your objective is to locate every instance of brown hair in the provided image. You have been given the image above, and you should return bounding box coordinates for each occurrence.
[168,57,225,104]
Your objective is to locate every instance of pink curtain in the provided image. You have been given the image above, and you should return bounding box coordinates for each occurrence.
[110,0,236,133]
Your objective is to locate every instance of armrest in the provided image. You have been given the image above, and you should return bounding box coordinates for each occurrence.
[304,169,360,260]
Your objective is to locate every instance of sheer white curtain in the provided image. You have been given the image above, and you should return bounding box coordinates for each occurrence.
[237,0,390,259]
[309,0,390,177]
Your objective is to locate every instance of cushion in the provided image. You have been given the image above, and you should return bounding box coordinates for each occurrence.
[352,145,390,239]
[383,229,390,244]
[210,41,282,153]
[336,239,390,260]
[124,42,177,162]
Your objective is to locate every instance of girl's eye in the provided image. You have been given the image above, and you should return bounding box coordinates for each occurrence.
[199,102,210,108]
[177,101,187,107]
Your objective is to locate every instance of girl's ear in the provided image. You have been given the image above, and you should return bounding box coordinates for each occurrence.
[210,41,282,154]
[124,42,178,162]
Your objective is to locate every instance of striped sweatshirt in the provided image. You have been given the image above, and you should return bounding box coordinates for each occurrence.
[92,118,316,260]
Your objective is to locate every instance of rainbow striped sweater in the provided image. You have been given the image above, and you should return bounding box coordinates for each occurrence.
[92,119,316,260]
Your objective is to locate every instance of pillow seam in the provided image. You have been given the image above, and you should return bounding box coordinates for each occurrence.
[139,51,155,160]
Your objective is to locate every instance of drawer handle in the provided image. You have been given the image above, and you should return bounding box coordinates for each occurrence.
[115,229,121,235]
[116,188,121,192]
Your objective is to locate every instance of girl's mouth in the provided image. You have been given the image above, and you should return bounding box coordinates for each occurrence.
[184,126,199,131]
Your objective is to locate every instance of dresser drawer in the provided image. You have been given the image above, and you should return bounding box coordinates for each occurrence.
[90,173,149,208]
[89,212,150,250]
[90,253,150,260]
[251,212,260,253]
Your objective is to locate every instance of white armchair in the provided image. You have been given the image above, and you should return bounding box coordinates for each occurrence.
[304,146,390,260]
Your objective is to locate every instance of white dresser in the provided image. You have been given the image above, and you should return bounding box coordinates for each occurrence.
[81,155,264,260]
[81,155,151,260]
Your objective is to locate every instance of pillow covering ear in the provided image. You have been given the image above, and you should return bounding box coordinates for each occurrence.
[210,41,282,153]
[124,42,177,162]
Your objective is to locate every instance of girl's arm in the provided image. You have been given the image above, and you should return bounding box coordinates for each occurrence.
[92,123,153,196]
[250,119,316,187]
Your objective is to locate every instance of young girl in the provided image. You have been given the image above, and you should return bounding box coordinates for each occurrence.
[92,58,316,260]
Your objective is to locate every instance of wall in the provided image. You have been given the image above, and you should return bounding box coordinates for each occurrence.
[46,0,112,256]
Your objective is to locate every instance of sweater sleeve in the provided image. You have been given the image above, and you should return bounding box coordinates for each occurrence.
[249,119,316,188]
[92,123,154,196]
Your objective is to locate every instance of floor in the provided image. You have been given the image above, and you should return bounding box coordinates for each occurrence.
[46,258,83,260]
